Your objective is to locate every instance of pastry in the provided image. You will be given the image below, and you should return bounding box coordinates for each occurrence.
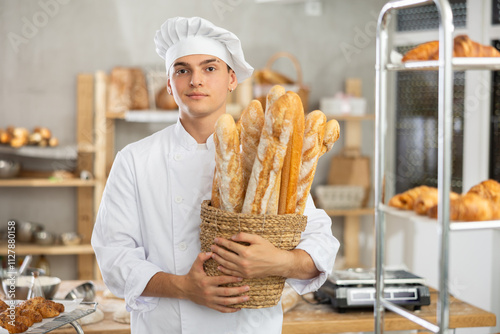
[428,192,498,221]
[403,35,500,62]
[467,179,500,205]
[388,185,434,210]
[402,41,439,62]
[413,187,459,215]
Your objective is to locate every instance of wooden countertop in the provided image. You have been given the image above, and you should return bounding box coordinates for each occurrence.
[283,289,496,334]
[49,281,495,334]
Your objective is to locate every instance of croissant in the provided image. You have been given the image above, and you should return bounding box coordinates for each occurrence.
[413,187,459,216]
[403,35,500,61]
[402,41,439,62]
[467,179,500,205]
[388,185,434,210]
[0,300,8,312]
[428,192,499,221]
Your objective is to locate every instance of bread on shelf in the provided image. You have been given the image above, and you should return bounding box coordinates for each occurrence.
[402,35,500,62]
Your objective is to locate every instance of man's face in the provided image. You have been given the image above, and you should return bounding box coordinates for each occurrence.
[167,54,237,119]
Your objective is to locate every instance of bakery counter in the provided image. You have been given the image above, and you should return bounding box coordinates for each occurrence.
[283,289,496,333]
[50,281,495,334]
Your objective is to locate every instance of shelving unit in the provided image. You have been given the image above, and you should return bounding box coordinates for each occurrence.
[323,113,375,268]
[0,74,106,280]
[375,1,500,333]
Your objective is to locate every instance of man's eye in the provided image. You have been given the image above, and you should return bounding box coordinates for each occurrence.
[206,66,216,72]
[176,69,188,74]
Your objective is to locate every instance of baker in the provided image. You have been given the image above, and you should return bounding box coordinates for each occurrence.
[91,16,339,334]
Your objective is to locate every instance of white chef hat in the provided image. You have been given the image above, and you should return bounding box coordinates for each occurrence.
[154,16,254,83]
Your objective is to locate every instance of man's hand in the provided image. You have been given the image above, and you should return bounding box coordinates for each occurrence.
[211,233,321,280]
[210,233,292,278]
[180,252,250,313]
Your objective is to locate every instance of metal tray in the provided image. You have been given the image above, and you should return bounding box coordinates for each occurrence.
[3,302,97,334]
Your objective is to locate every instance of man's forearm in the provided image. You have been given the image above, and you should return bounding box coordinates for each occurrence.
[141,271,186,299]
[279,249,320,280]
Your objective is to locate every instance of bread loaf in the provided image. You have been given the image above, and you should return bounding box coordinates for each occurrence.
[211,169,221,209]
[242,93,295,214]
[239,100,265,195]
[263,86,286,215]
[214,114,245,213]
[295,110,326,215]
[321,119,340,156]
[107,67,149,113]
[278,91,304,214]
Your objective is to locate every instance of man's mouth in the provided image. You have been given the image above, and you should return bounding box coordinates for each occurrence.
[187,91,208,99]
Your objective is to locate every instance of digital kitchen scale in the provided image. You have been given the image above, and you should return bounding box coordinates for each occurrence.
[314,268,431,313]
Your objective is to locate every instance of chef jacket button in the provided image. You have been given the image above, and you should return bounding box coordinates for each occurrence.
[175,196,183,204]
[174,153,183,161]
[178,242,187,251]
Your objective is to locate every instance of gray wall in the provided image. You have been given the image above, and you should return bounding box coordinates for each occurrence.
[0,0,386,278]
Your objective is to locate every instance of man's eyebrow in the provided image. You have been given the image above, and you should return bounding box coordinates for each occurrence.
[199,58,219,66]
[173,58,220,68]
[173,61,190,68]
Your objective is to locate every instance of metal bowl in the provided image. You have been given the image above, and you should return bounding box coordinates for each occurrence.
[0,159,20,178]
[1,274,60,300]
[34,231,55,246]
[60,232,82,246]
[13,220,44,243]
[65,281,95,302]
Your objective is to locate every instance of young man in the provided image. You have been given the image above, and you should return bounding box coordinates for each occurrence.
[92,16,339,333]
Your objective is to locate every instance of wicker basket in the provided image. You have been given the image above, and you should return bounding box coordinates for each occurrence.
[315,185,365,210]
[199,200,307,309]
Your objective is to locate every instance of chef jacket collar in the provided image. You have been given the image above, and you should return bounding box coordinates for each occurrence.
[174,119,215,151]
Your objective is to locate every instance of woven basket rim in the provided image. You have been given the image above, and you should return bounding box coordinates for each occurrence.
[201,199,307,220]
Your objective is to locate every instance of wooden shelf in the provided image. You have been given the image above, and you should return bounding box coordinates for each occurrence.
[324,207,374,217]
[0,243,94,256]
[328,114,375,121]
[0,178,95,187]
[106,110,179,122]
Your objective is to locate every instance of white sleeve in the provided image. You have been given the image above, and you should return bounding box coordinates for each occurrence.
[91,151,162,312]
[286,194,339,295]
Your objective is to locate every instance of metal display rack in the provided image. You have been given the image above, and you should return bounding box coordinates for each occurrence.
[375,0,500,333]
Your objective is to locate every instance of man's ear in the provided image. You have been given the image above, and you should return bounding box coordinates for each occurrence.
[167,78,172,95]
[229,69,238,90]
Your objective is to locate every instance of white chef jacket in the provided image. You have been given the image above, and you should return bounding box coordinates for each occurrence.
[91,120,339,334]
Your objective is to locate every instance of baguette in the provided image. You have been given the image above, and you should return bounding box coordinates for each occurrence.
[278,91,304,214]
[211,169,221,209]
[242,93,295,214]
[264,85,286,214]
[239,100,265,195]
[213,114,245,213]
[320,119,340,156]
[295,110,326,215]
